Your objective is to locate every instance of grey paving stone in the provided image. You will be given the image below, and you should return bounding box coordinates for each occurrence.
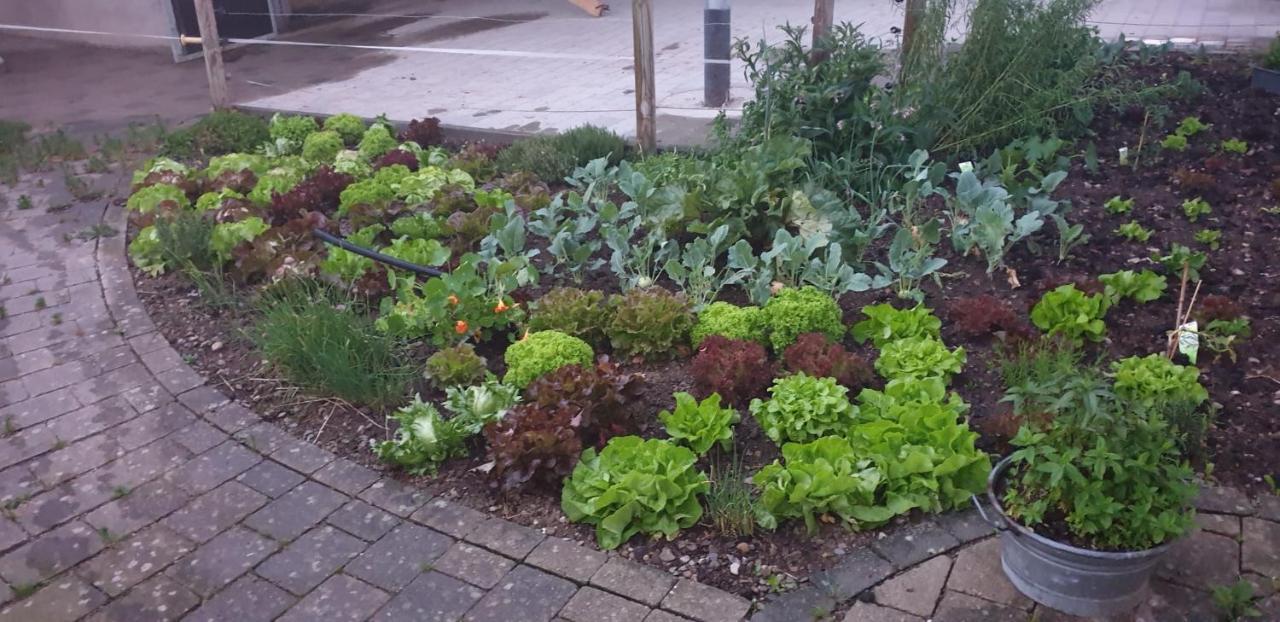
[82,478,190,539]
[810,547,895,602]
[946,538,1033,610]
[182,575,296,622]
[1253,495,1280,523]
[127,332,168,356]
[872,555,952,617]
[84,574,199,622]
[464,565,578,622]
[164,440,261,496]
[660,578,751,622]
[327,499,401,541]
[1242,517,1280,577]
[14,478,116,534]
[168,420,226,455]
[26,425,124,486]
[870,521,960,568]
[843,601,926,622]
[526,536,608,583]
[175,385,230,414]
[269,437,335,475]
[242,480,347,541]
[933,591,1025,622]
[0,520,104,585]
[118,384,172,414]
[276,574,390,622]
[412,498,486,538]
[465,517,544,560]
[0,386,79,431]
[204,402,258,434]
[233,422,291,456]
[560,586,651,622]
[645,611,694,622]
[1157,529,1239,590]
[76,523,194,596]
[750,584,837,622]
[165,526,279,597]
[1196,512,1242,538]
[591,558,676,607]
[155,366,203,395]
[107,403,196,451]
[372,571,484,622]
[0,519,25,553]
[347,522,453,591]
[359,479,431,518]
[256,525,368,596]
[70,362,152,405]
[20,359,95,398]
[434,542,516,589]
[0,575,106,622]
[936,508,996,543]
[162,481,269,543]
[311,458,381,496]
[1195,486,1255,516]
[235,460,304,498]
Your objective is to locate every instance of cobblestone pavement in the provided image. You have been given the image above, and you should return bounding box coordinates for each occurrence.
[1,171,1277,622]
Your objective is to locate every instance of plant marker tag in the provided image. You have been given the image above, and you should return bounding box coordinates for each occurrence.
[1177,320,1199,364]
[959,161,974,172]
[1118,147,1129,165]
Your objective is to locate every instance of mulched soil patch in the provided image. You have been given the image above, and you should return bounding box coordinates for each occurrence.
[133,52,1279,600]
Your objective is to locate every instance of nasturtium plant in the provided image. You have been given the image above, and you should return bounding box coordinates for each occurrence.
[561,436,708,550]
[659,392,739,456]
[761,286,844,352]
[1030,284,1109,344]
[753,436,890,533]
[874,336,966,383]
[503,330,594,388]
[1099,269,1167,304]
[371,395,469,475]
[851,303,942,347]
[749,373,859,445]
[691,301,766,347]
[1111,354,1209,410]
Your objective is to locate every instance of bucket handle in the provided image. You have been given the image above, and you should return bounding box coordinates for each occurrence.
[970,494,1009,532]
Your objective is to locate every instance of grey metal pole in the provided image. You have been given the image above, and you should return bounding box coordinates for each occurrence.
[704,0,731,107]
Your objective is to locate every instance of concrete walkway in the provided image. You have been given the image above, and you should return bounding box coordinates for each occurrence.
[0,167,1277,621]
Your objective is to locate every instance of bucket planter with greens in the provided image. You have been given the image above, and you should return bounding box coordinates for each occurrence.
[1254,34,1280,95]
[973,354,1205,617]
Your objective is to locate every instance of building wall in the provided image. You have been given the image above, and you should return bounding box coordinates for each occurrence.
[0,0,179,51]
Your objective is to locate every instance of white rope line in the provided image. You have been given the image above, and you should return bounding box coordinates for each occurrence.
[221,10,629,23]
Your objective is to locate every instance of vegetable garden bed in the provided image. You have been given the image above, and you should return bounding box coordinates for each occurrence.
[127,49,1278,603]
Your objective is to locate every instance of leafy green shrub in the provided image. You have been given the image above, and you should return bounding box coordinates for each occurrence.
[1182,197,1211,222]
[1114,221,1152,242]
[443,379,519,435]
[524,358,643,445]
[1030,284,1109,344]
[874,336,966,382]
[782,333,874,391]
[527,288,614,349]
[691,302,766,347]
[424,344,489,390]
[254,282,413,407]
[761,286,844,352]
[495,135,576,182]
[659,392,739,456]
[323,113,366,144]
[1103,196,1134,215]
[753,436,888,533]
[371,395,469,474]
[1111,354,1209,409]
[561,436,708,550]
[607,288,694,360]
[503,330,594,388]
[1099,269,1166,304]
[358,124,398,161]
[1161,134,1188,151]
[557,125,627,165]
[749,373,859,445]
[302,130,344,164]
[389,213,444,240]
[162,110,270,158]
[691,336,775,407]
[126,183,189,213]
[269,114,319,151]
[155,211,215,271]
[851,303,942,347]
[484,402,583,490]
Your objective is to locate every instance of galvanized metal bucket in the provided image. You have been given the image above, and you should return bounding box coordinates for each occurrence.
[971,456,1176,618]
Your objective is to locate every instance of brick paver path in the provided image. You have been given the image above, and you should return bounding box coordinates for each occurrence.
[1,173,1277,621]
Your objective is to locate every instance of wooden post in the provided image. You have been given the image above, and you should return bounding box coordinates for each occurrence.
[901,0,926,76]
[193,0,229,109]
[811,0,835,61]
[631,0,657,153]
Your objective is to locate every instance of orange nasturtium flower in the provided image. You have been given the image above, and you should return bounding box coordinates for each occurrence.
[494,300,509,313]
[447,294,460,306]
[454,320,468,334]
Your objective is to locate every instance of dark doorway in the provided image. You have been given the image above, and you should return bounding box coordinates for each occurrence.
[172,0,275,55]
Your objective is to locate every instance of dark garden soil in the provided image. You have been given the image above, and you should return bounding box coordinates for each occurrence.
[132,53,1280,599]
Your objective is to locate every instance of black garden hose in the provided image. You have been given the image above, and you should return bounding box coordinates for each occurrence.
[312,228,446,277]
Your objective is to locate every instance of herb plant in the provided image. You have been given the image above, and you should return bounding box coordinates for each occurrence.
[659,392,739,456]
[749,374,859,445]
[503,330,594,388]
[561,436,708,550]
